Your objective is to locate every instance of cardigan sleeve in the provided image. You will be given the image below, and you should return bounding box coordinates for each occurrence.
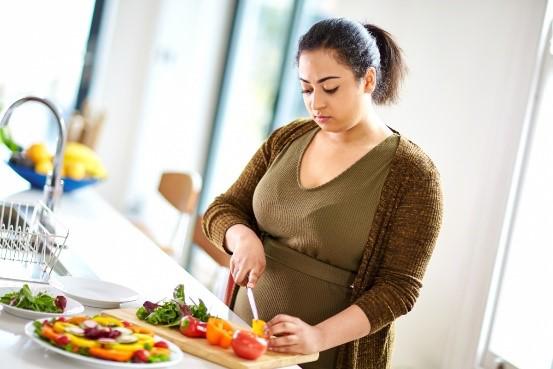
[353,169,443,334]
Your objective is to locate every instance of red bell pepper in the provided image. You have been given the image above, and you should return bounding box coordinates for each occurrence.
[179,315,207,338]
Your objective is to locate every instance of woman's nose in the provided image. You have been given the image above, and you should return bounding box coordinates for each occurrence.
[310,90,326,110]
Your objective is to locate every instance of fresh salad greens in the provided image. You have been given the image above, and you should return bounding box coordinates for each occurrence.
[173,284,184,302]
[189,298,210,322]
[136,300,183,327]
[136,284,210,327]
[0,284,66,313]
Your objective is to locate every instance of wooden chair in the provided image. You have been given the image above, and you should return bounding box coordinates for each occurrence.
[139,171,223,261]
[158,172,229,263]
[149,171,234,305]
[158,171,200,253]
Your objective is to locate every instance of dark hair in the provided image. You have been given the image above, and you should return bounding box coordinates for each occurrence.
[296,18,406,105]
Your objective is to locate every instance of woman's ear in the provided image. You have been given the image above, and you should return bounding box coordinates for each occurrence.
[363,67,376,93]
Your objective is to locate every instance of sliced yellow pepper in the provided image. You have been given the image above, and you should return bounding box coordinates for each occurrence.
[134,333,155,343]
[53,321,77,334]
[252,319,267,337]
[92,315,123,327]
[66,333,99,348]
[110,342,146,352]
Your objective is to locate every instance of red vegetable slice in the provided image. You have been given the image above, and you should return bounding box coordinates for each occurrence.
[231,330,267,360]
[54,295,67,311]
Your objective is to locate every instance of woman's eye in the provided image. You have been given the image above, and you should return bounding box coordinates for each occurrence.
[301,87,338,95]
[323,87,339,94]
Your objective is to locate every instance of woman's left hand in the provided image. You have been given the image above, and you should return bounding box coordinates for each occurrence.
[266,314,324,354]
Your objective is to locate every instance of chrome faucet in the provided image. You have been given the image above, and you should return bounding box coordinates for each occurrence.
[0,96,67,211]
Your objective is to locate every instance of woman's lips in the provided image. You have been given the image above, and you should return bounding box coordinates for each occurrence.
[314,115,331,123]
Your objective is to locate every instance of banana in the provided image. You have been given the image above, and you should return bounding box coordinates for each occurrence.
[63,142,107,179]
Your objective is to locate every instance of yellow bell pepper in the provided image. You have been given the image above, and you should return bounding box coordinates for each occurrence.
[53,322,77,334]
[110,342,146,352]
[92,316,123,327]
[134,333,155,343]
[66,333,99,348]
[252,319,267,337]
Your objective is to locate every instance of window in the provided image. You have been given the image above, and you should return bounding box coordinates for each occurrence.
[479,20,553,369]
[189,0,297,289]
[191,0,332,292]
[272,0,331,128]
[199,0,297,213]
[199,0,333,214]
[0,0,95,149]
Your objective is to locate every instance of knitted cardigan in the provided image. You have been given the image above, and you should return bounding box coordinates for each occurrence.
[202,118,443,369]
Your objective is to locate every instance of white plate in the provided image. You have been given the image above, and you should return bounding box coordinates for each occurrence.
[50,276,138,308]
[24,320,183,368]
[0,286,84,319]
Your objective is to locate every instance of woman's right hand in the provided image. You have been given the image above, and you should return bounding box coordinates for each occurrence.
[225,224,266,288]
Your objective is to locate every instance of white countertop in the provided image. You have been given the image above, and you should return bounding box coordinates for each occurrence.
[0,163,299,369]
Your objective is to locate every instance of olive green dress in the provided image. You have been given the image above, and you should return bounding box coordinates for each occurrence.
[233,126,400,368]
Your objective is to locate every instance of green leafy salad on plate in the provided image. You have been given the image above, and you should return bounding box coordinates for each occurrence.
[0,284,66,313]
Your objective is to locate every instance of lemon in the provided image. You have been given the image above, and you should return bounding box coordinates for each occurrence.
[35,160,53,175]
[26,143,51,164]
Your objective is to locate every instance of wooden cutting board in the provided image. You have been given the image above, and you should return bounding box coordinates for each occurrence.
[103,308,319,369]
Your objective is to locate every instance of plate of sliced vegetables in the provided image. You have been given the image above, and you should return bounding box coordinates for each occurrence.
[0,284,84,319]
[25,315,183,367]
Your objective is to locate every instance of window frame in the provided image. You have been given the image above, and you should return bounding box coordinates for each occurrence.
[75,0,106,111]
[477,18,553,369]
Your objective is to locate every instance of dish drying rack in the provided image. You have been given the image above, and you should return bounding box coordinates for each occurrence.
[0,200,68,284]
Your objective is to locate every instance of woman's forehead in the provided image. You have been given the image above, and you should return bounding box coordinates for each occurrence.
[298,49,351,81]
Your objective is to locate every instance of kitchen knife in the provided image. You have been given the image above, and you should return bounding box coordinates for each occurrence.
[246,287,259,321]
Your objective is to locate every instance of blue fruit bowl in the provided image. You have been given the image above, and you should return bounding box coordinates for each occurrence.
[7,162,100,193]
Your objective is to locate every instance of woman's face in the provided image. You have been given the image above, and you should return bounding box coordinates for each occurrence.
[298,48,375,133]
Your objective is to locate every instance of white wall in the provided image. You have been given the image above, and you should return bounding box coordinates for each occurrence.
[87,0,161,210]
[329,1,548,368]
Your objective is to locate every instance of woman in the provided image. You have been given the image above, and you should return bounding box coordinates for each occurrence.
[203,18,443,369]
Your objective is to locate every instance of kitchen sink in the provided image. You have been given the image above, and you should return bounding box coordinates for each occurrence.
[0,202,33,231]
[0,201,69,283]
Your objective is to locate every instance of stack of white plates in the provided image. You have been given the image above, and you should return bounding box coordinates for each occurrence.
[50,276,138,308]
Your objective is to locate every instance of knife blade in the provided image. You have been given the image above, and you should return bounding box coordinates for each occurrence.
[246,287,259,321]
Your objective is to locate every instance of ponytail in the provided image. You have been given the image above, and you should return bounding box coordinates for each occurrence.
[363,24,407,105]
